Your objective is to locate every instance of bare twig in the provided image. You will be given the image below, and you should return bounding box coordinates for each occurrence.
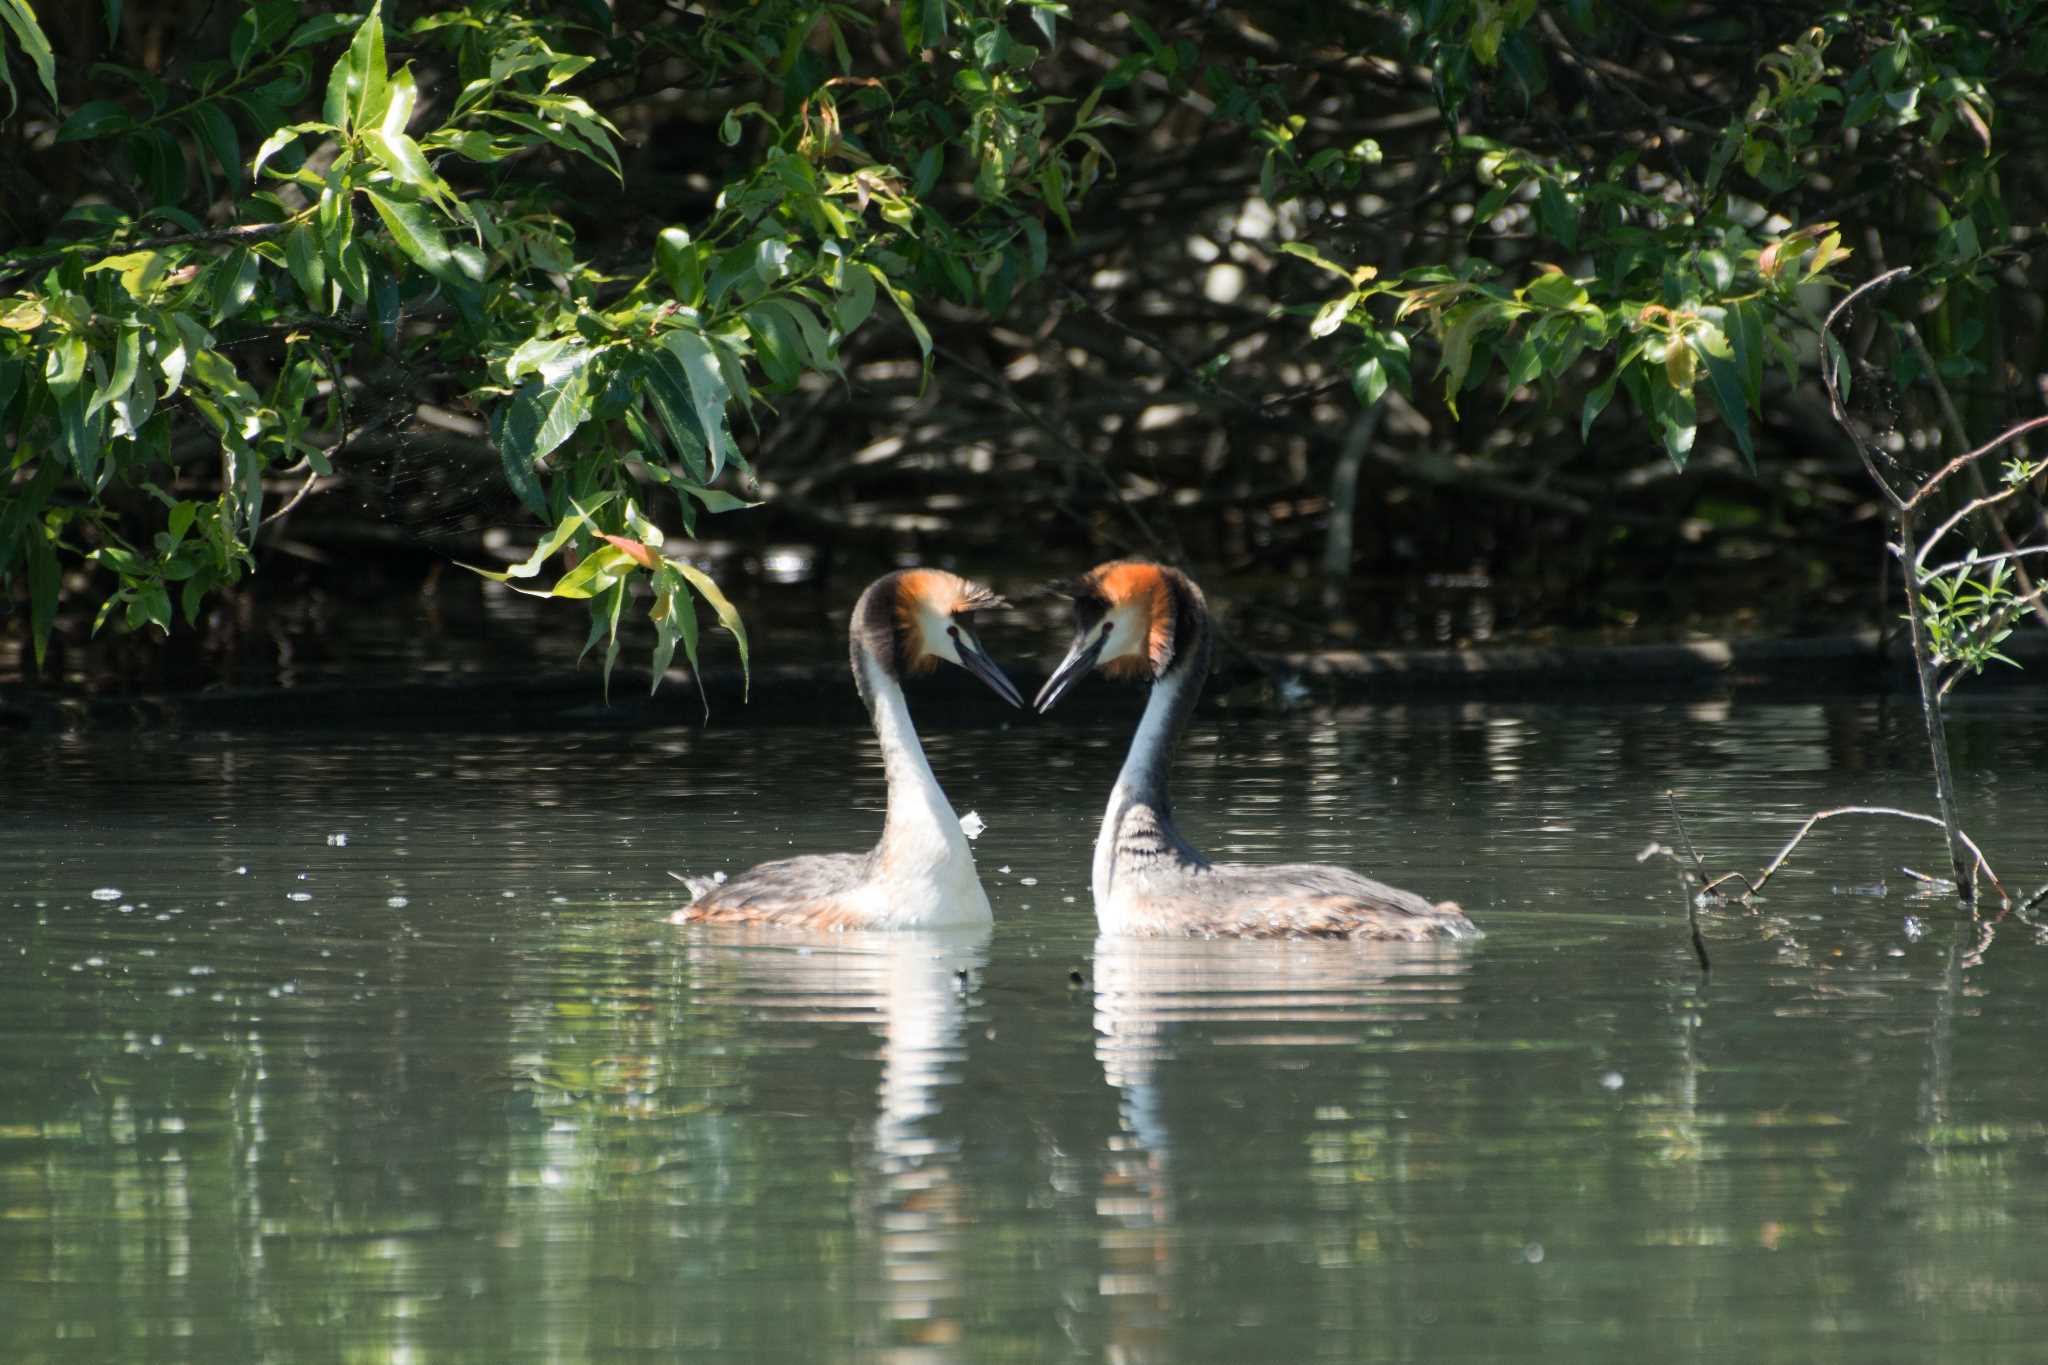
[1664,789,1707,873]
[1915,487,2040,570]
[260,468,325,527]
[1904,415,2048,511]
[1658,793,1712,972]
[1819,268,1973,899]
[931,341,1177,562]
[1819,266,1913,511]
[1697,805,2008,906]
[1897,319,2048,628]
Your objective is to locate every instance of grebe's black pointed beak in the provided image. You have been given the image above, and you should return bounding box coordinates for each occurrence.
[957,636,1025,708]
[1034,633,1105,713]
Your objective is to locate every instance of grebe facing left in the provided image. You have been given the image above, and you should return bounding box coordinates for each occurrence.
[1035,560,1477,942]
[672,569,1022,930]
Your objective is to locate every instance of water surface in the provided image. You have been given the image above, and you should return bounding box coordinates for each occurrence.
[4,694,2047,1361]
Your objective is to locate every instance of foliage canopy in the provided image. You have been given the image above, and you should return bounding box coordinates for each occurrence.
[1,1,2041,691]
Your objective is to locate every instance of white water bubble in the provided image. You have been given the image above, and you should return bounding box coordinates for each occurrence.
[286,892,312,902]
[387,896,409,908]
[234,866,248,875]
[1020,877,1039,887]
[326,832,350,847]
[91,887,122,901]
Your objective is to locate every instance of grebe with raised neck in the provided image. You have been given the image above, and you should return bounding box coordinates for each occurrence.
[1035,560,1476,941]
[672,569,1021,930]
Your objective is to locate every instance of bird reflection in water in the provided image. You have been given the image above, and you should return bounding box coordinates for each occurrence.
[1089,936,1473,1361]
[679,924,988,1361]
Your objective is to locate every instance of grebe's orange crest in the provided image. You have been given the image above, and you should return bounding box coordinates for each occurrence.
[1087,561,1176,680]
[895,569,1005,673]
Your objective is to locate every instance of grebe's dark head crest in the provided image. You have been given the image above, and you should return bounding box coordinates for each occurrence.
[1035,560,1195,712]
[862,568,1022,706]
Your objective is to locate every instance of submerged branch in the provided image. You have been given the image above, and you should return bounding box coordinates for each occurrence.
[1697,805,2008,907]
[1663,791,1712,972]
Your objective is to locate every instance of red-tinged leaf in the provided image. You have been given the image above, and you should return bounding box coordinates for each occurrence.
[594,533,660,570]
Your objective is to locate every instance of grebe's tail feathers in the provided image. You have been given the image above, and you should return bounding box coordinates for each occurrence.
[669,869,728,904]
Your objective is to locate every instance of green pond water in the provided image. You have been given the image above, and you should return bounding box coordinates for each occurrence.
[4,692,2047,1362]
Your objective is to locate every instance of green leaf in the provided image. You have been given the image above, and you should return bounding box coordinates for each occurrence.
[188,102,243,195]
[363,128,443,200]
[460,493,615,583]
[834,260,876,334]
[348,0,389,130]
[1472,183,1512,225]
[134,581,173,634]
[1279,241,1360,282]
[756,296,838,377]
[1435,302,1501,416]
[90,323,141,422]
[1350,353,1388,407]
[656,226,703,303]
[864,262,933,391]
[554,543,635,601]
[1650,374,1697,469]
[1309,294,1353,340]
[1823,329,1852,404]
[1581,367,1620,441]
[743,301,803,389]
[649,569,689,698]
[1520,270,1587,310]
[1536,179,1576,249]
[639,346,711,480]
[660,329,738,479]
[673,559,750,699]
[580,577,627,700]
[1729,299,1764,406]
[84,249,169,299]
[901,0,947,53]
[1692,325,1754,470]
[128,127,187,207]
[522,92,621,180]
[286,12,360,50]
[27,524,58,668]
[751,237,792,287]
[208,248,261,322]
[252,120,333,181]
[58,99,133,142]
[0,0,60,111]
[676,482,756,514]
[380,61,418,137]
[363,187,479,284]
[493,350,596,513]
[285,221,326,306]
[1503,331,1544,390]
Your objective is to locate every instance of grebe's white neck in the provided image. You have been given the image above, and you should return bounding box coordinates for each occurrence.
[860,650,986,921]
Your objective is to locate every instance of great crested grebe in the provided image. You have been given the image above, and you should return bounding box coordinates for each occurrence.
[671,569,1022,930]
[1035,560,1477,941]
